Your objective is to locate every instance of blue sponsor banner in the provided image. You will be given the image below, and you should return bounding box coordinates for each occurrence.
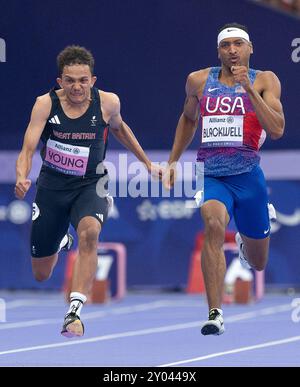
[0,179,299,289]
[0,184,66,289]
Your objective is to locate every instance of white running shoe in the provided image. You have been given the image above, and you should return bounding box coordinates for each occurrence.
[235,232,252,270]
[201,308,225,336]
[268,203,276,221]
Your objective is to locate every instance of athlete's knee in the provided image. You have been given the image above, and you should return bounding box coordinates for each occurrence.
[32,267,52,282]
[254,264,266,272]
[251,258,268,272]
[204,216,226,237]
[78,227,99,251]
[246,251,268,271]
[31,255,56,282]
[244,239,269,271]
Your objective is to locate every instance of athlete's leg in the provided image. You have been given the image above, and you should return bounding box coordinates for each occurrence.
[233,166,271,271]
[31,235,73,281]
[199,176,234,335]
[30,186,72,282]
[72,216,101,295]
[61,185,110,338]
[70,182,110,295]
[201,200,230,310]
[31,254,59,282]
[239,234,270,271]
[61,218,101,338]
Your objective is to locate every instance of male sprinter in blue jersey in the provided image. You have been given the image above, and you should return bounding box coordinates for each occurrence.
[15,46,161,338]
[163,23,285,335]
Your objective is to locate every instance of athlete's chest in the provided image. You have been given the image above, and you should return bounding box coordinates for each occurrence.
[47,111,104,141]
[48,96,108,141]
[198,70,263,114]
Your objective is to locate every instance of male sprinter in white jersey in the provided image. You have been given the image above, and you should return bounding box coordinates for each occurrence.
[15,46,161,338]
[163,23,285,335]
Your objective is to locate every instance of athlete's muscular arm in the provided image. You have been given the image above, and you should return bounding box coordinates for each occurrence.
[15,95,50,199]
[231,67,285,140]
[107,93,152,172]
[163,71,204,190]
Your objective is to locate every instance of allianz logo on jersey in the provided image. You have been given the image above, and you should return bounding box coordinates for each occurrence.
[0,38,6,62]
[49,115,61,124]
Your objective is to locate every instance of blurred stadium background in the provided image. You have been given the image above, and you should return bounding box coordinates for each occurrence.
[0,0,299,298]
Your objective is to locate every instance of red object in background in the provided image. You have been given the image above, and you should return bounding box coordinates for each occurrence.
[63,242,126,303]
[186,231,264,303]
[186,231,237,294]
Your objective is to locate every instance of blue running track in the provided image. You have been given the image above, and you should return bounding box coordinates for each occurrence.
[0,291,299,367]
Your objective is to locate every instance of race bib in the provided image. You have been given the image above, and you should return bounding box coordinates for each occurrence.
[44,139,90,176]
[201,115,243,147]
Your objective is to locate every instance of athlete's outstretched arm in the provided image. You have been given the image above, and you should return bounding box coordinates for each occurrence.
[108,93,153,172]
[15,95,50,199]
[168,73,200,164]
[163,72,201,189]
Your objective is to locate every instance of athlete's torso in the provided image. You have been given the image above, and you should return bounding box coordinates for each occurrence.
[197,66,264,177]
[38,86,109,189]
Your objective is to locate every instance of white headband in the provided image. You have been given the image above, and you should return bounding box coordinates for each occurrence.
[217,28,250,46]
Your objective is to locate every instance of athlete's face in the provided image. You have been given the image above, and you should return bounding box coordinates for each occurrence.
[57,64,96,105]
[218,38,253,68]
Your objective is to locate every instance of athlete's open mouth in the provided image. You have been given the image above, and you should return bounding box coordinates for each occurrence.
[229,57,240,64]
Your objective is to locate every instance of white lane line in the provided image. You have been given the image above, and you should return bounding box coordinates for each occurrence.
[4,300,58,309]
[0,300,291,331]
[0,300,181,330]
[0,319,59,330]
[224,304,291,322]
[1,296,204,310]
[0,303,292,356]
[0,321,202,356]
[158,335,300,367]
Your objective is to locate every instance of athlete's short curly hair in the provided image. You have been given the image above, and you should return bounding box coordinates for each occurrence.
[57,45,94,75]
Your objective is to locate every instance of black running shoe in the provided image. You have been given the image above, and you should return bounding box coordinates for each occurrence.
[201,308,225,336]
[61,312,84,338]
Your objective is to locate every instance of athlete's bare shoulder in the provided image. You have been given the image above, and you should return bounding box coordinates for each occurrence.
[32,92,52,118]
[186,68,211,98]
[99,90,120,108]
[188,68,211,83]
[255,70,281,83]
[254,70,281,94]
[35,92,51,105]
[99,90,121,123]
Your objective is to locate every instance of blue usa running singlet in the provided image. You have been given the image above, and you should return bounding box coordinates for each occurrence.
[197,67,265,177]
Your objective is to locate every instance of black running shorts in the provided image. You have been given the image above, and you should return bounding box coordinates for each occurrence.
[30,183,110,258]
